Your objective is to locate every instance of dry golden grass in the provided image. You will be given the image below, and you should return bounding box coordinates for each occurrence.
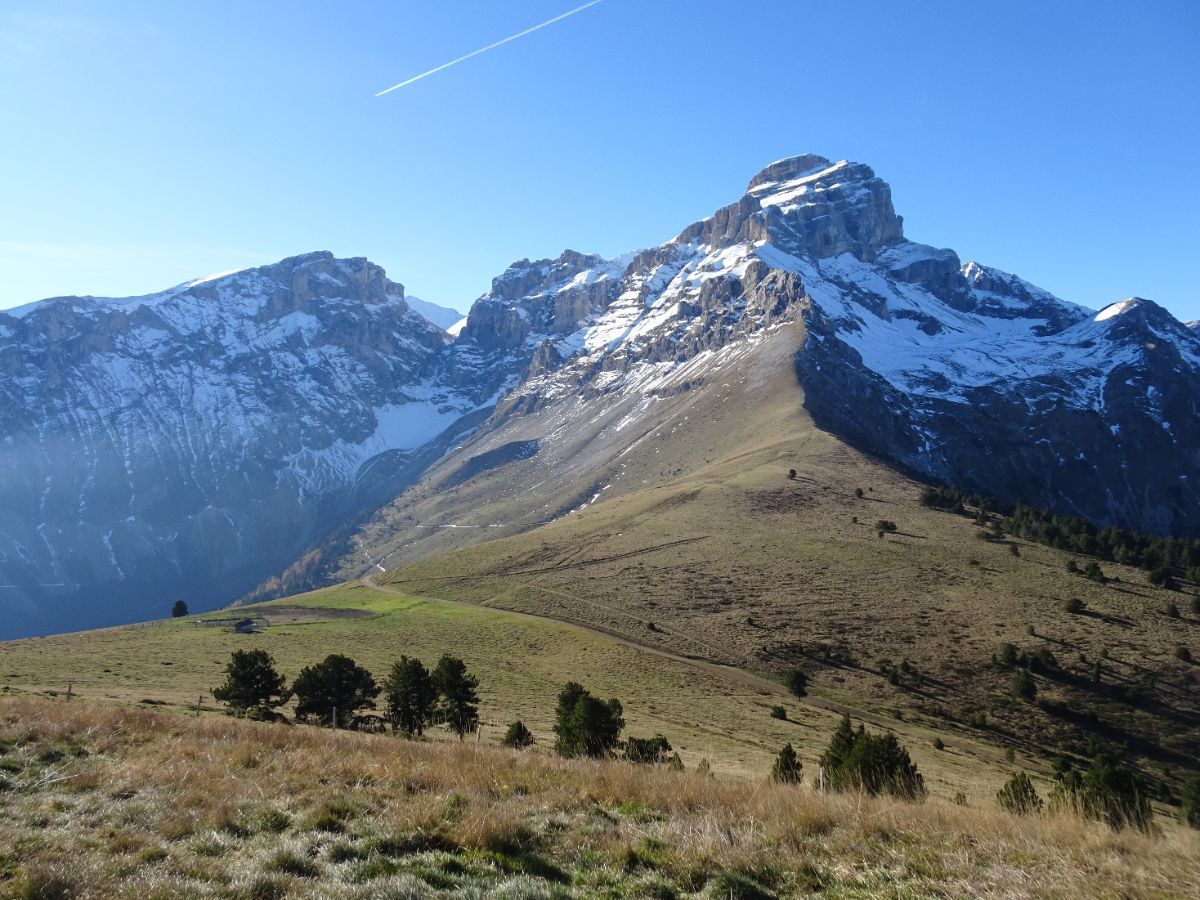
[1,696,1197,898]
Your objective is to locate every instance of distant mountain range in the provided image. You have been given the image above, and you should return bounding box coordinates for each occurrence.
[2,154,1196,638]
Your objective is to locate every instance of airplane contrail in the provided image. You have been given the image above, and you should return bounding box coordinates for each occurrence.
[375,0,604,97]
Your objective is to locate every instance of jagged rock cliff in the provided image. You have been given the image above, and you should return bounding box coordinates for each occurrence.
[0,252,485,637]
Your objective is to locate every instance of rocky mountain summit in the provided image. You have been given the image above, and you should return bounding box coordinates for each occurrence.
[418,154,1198,541]
[2,155,1197,636]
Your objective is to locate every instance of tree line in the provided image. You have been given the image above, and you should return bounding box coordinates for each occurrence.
[211,649,479,737]
[210,649,1190,830]
[209,652,681,765]
[919,484,1200,584]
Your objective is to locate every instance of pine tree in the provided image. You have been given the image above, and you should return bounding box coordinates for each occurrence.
[292,654,379,727]
[818,716,924,798]
[819,714,857,773]
[553,682,624,758]
[1049,756,1152,831]
[383,656,436,738]
[1011,668,1037,702]
[784,669,808,698]
[771,743,802,784]
[998,643,1020,668]
[211,649,290,717]
[501,721,534,749]
[626,735,673,764]
[996,772,1042,815]
[432,655,479,739]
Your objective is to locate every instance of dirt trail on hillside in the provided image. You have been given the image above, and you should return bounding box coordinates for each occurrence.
[361,574,786,695]
[359,574,915,735]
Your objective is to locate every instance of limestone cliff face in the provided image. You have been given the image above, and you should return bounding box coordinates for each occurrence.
[0,252,477,637]
[458,251,620,352]
[439,154,1200,540]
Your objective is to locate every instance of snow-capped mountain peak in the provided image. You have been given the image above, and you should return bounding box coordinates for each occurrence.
[2,154,1197,638]
[1095,298,1140,322]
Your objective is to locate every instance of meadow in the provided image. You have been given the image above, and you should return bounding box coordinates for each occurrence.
[2,696,1197,899]
[1,581,1030,800]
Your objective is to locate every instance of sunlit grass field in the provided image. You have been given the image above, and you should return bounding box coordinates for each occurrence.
[2,696,1197,899]
[2,580,1043,801]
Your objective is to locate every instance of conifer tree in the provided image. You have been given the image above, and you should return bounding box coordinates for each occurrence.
[212,649,291,717]
[383,656,436,738]
[433,654,479,739]
[771,743,803,784]
[996,772,1042,815]
[292,654,379,727]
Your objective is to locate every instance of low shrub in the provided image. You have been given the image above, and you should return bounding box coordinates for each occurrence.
[996,772,1042,815]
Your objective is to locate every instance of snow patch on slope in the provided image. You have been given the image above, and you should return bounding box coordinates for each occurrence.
[757,242,1160,409]
[1096,299,1138,322]
[406,295,467,331]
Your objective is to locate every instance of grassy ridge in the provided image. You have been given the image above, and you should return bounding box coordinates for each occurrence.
[3,696,1197,899]
[312,316,1193,798]
[0,583,835,782]
[377,379,1200,792]
[0,583,1029,798]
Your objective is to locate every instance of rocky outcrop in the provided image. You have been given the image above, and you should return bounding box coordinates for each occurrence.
[747,157,904,261]
[0,252,482,637]
[458,251,616,351]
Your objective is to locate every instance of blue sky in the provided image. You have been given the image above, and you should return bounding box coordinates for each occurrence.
[1,0,1197,320]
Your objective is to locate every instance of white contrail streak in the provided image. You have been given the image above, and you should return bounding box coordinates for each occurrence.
[375,0,603,97]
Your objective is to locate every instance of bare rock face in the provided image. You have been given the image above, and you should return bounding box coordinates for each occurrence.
[0,252,478,637]
[747,157,905,261]
[459,251,615,352]
[746,154,835,190]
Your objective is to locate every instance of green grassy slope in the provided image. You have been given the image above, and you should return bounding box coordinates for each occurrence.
[370,326,1199,798]
[0,581,1034,801]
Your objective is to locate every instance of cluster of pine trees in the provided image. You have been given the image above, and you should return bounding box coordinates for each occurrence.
[919,484,1200,583]
[211,649,479,736]
[770,715,925,799]
[995,754,1167,831]
[211,656,682,766]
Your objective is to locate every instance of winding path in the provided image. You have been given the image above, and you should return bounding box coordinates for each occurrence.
[358,572,962,746]
[361,573,785,697]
